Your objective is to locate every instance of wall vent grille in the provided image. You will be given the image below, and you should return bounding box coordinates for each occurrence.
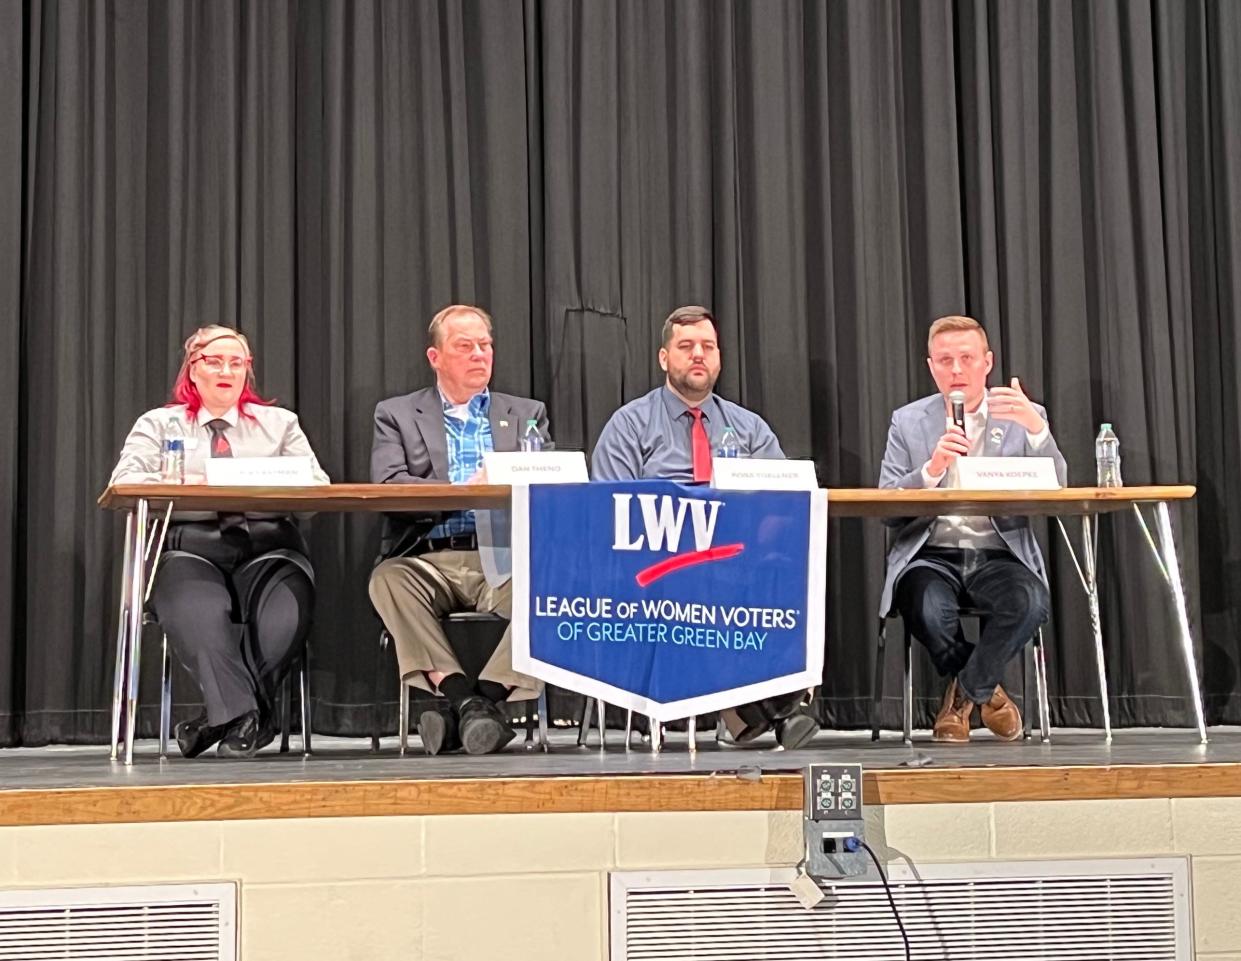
[0,882,236,961]
[611,858,1191,960]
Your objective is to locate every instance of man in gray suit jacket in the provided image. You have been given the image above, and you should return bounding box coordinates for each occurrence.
[878,315,1067,743]
[368,304,551,755]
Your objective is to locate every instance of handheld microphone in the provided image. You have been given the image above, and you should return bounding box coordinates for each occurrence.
[948,390,966,434]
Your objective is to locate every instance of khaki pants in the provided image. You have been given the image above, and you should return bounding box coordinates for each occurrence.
[368,549,540,701]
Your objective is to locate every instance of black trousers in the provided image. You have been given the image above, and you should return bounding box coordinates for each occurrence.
[149,520,314,726]
[893,546,1049,704]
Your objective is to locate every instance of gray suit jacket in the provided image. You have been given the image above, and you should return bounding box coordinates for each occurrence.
[370,386,551,560]
[876,393,1068,617]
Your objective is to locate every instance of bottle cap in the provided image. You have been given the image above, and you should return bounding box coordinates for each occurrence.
[526,419,538,427]
[1100,423,1112,430]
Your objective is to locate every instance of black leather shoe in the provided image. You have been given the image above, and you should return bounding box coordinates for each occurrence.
[418,708,462,755]
[721,703,774,743]
[775,707,819,750]
[457,697,516,755]
[175,712,228,759]
[216,710,276,759]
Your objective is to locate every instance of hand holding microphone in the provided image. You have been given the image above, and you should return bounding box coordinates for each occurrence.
[949,389,967,432]
[928,388,970,476]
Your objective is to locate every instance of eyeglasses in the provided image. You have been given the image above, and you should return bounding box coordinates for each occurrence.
[192,354,251,373]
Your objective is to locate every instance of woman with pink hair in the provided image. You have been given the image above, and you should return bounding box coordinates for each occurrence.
[111,325,329,758]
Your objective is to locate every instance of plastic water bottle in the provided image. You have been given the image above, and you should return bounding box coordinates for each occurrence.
[519,419,543,452]
[160,416,186,484]
[716,425,741,458]
[1095,423,1122,487]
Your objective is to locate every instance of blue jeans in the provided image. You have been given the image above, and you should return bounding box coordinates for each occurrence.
[893,546,1049,704]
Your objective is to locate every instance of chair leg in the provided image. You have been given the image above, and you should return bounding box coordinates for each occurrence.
[279,673,292,754]
[399,679,410,757]
[299,656,312,756]
[371,630,389,753]
[523,698,536,749]
[871,618,888,741]
[596,699,607,752]
[1022,641,1034,740]
[624,710,634,751]
[536,688,549,752]
[902,630,913,745]
[687,716,697,755]
[577,696,594,747]
[1035,629,1051,743]
[159,632,172,760]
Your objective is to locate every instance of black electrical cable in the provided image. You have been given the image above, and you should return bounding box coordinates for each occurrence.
[858,839,912,961]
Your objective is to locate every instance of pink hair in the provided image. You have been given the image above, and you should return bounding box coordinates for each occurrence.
[168,326,274,420]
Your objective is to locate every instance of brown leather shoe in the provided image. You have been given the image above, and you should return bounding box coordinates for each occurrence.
[980,684,1023,741]
[932,679,973,743]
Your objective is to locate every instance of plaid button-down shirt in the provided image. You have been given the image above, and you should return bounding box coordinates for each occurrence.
[428,388,494,539]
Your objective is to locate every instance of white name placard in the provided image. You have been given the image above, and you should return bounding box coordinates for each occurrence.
[955,456,1061,490]
[711,458,819,491]
[204,456,316,487]
[482,450,588,485]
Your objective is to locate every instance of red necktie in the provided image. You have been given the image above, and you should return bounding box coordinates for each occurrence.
[206,419,233,458]
[688,408,712,483]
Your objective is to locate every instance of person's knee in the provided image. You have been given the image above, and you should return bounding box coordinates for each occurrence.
[367,559,401,604]
[903,582,958,638]
[368,559,435,609]
[1010,578,1050,629]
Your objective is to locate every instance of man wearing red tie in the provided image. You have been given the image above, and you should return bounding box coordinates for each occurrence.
[591,305,816,748]
[591,306,784,481]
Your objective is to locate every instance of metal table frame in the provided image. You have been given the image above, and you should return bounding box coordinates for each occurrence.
[1053,503,1206,741]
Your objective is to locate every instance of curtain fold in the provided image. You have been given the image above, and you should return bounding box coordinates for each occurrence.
[2,0,1239,744]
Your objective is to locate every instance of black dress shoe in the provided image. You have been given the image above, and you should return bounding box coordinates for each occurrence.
[175,712,228,759]
[216,710,276,759]
[457,697,516,755]
[721,703,774,743]
[775,707,819,750]
[418,707,462,755]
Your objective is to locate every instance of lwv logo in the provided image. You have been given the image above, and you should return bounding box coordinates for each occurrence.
[612,492,722,552]
[611,493,744,586]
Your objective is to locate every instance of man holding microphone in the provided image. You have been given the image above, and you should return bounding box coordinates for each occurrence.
[877,315,1067,743]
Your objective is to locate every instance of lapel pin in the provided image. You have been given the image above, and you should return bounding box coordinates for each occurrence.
[989,427,1004,444]
[499,420,509,428]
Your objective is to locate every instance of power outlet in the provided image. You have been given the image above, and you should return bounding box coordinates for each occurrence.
[802,764,868,879]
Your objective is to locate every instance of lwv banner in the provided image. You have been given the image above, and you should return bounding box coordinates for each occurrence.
[511,481,828,722]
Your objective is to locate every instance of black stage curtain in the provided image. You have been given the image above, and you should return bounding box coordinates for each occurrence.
[2,0,1239,745]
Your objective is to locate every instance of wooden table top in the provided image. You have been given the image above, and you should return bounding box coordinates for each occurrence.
[825,485,1194,517]
[98,483,1195,517]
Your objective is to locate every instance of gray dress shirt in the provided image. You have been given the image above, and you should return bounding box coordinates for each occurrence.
[591,385,784,481]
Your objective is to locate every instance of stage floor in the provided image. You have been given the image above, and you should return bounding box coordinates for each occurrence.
[0,726,1230,792]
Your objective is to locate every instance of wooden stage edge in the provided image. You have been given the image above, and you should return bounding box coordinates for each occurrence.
[3,761,1240,827]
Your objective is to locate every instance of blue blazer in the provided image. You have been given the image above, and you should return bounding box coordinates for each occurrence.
[876,392,1068,617]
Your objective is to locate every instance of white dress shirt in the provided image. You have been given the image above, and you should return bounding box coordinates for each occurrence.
[921,397,1049,550]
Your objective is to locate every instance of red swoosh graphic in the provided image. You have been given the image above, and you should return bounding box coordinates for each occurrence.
[635,543,745,587]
